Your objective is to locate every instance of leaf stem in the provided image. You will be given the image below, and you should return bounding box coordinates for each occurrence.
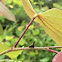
[47,48,58,54]
[12,16,36,49]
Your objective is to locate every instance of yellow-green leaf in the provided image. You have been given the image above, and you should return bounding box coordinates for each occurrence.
[21,0,36,19]
[21,0,42,24]
[0,1,16,21]
[6,50,23,59]
[0,42,10,53]
[0,42,22,59]
[39,8,62,46]
[5,36,13,40]
[21,0,62,49]
[0,24,3,35]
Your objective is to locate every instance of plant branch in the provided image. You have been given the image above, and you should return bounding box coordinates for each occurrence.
[0,46,62,55]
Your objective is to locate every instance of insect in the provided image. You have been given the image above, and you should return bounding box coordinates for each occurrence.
[29,42,35,48]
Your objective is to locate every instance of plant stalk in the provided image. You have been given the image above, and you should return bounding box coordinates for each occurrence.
[12,17,36,49]
[0,46,62,55]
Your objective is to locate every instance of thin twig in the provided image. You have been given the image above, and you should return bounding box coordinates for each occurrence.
[0,46,62,55]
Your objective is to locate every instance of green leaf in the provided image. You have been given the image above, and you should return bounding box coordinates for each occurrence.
[17,54,25,61]
[15,27,22,37]
[29,25,34,30]
[0,42,10,53]
[0,42,22,59]
[0,59,14,62]
[29,51,36,56]
[32,29,39,35]
[19,38,26,45]
[6,50,23,59]
[5,36,13,40]
[0,16,5,23]
[40,57,49,62]
[53,1,62,9]
[0,24,3,35]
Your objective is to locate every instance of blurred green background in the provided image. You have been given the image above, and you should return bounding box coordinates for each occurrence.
[0,0,62,62]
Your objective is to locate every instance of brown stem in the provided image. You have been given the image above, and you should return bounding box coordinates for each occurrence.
[0,46,62,55]
[12,17,36,49]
